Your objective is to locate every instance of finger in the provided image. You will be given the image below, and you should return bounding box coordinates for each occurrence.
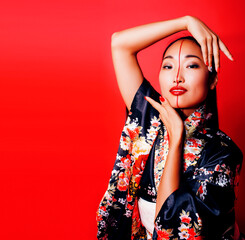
[219,39,233,61]
[212,35,220,72]
[159,95,171,107]
[144,96,163,112]
[207,36,213,71]
[200,38,208,67]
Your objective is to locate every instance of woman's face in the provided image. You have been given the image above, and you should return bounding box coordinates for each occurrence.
[159,39,215,116]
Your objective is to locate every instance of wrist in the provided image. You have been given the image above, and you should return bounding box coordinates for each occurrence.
[169,137,183,149]
[182,15,192,30]
[169,134,184,149]
[169,140,183,150]
[176,16,189,31]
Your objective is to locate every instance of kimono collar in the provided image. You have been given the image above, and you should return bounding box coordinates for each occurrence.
[183,104,212,138]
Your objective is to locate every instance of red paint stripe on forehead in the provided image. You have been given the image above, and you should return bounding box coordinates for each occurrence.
[176,40,184,108]
[176,39,185,82]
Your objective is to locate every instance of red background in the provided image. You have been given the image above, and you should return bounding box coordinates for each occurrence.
[0,0,245,239]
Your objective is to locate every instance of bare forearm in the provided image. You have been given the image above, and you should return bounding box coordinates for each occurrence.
[144,97,184,220]
[111,16,188,54]
[111,16,190,110]
[155,140,183,219]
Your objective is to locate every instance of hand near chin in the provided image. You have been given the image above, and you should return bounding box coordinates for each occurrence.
[145,96,184,146]
[185,15,233,72]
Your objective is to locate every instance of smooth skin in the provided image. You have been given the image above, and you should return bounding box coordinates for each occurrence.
[111,15,233,233]
[159,39,217,115]
[145,95,184,221]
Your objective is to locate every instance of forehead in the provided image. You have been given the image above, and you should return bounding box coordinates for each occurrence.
[164,39,202,58]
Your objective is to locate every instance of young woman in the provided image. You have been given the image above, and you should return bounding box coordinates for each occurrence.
[96,16,243,239]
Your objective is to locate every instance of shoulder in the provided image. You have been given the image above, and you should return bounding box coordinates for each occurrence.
[215,129,242,156]
[205,129,243,167]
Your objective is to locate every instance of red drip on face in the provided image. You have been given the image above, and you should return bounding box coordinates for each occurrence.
[176,40,185,108]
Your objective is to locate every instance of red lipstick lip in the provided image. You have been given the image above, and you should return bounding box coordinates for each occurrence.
[169,86,187,96]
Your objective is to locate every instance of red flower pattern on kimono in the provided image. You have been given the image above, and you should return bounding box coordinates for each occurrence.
[183,152,196,162]
[117,172,129,191]
[97,78,243,240]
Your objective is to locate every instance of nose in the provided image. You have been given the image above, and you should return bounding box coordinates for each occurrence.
[173,76,184,84]
[173,67,185,84]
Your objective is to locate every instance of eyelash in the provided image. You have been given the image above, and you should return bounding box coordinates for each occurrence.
[162,65,172,69]
[162,64,199,69]
[187,64,199,69]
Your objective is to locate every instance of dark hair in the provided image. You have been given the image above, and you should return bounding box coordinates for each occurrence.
[162,36,219,129]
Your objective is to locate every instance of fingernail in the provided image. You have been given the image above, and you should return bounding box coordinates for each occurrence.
[208,66,213,72]
[159,96,165,102]
[206,61,209,66]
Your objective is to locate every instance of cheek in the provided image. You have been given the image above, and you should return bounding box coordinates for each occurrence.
[159,71,173,92]
[189,75,210,99]
[159,80,176,106]
[159,76,171,97]
[188,69,209,86]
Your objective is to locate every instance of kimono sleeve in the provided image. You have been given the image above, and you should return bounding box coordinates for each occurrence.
[96,78,161,239]
[128,77,161,128]
[153,137,243,240]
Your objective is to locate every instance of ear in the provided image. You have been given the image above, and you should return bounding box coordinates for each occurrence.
[210,75,218,90]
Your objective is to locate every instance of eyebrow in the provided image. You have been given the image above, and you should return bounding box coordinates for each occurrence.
[163,54,201,60]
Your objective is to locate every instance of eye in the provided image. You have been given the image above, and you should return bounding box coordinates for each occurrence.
[162,65,172,69]
[187,64,199,69]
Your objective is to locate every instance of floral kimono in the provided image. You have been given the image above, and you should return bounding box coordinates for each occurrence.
[96,78,243,240]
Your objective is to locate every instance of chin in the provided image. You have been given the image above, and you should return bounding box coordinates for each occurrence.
[170,101,197,110]
[167,98,187,109]
[167,99,178,108]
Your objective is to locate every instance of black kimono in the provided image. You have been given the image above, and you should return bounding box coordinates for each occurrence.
[96,78,243,239]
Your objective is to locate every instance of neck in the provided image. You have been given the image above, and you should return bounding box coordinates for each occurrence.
[175,108,196,121]
[176,102,206,121]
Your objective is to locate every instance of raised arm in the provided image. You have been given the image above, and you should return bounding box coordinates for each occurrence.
[111,16,188,110]
[111,16,233,110]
